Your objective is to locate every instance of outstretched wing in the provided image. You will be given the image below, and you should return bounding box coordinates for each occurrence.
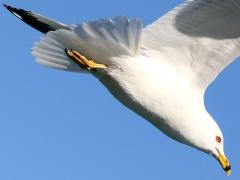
[142,0,240,91]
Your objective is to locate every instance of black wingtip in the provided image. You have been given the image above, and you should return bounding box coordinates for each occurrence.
[3,4,19,15]
[4,4,67,34]
[3,4,12,11]
[3,4,9,9]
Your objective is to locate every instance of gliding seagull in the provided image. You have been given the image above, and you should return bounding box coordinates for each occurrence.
[5,0,240,175]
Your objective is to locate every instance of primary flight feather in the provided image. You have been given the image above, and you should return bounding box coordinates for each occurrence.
[5,0,239,175]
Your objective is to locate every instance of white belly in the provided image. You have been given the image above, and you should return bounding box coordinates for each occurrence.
[95,54,203,144]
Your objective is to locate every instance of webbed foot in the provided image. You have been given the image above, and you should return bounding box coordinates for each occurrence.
[65,48,107,71]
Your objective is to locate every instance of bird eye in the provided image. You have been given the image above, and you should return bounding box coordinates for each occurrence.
[216,136,221,143]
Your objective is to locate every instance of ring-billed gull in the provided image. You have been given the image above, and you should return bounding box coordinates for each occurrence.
[5,0,239,175]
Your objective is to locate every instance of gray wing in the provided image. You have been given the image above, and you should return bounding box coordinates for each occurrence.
[142,0,240,91]
[3,4,71,34]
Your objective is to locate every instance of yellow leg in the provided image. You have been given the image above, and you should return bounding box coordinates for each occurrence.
[65,48,107,71]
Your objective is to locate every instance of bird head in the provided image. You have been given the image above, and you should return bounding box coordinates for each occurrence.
[192,123,231,176]
[205,135,231,176]
[177,110,231,176]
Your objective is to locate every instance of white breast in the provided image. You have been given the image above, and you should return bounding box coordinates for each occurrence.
[96,51,205,144]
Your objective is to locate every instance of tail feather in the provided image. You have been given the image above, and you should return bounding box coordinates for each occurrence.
[73,16,142,64]
[32,30,85,72]
[32,16,142,72]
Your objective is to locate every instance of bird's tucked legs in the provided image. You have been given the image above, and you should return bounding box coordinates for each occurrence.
[65,48,107,71]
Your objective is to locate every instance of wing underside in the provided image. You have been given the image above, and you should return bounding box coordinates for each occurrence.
[142,0,240,90]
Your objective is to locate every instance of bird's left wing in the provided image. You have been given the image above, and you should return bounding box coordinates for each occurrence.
[3,4,71,33]
[142,0,240,91]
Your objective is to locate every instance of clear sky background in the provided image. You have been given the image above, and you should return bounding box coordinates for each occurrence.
[1,0,240,180]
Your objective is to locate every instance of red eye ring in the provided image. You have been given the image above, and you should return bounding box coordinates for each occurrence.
[216,136,221,143]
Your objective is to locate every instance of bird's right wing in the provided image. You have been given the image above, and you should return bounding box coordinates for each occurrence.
[142,0,240,92]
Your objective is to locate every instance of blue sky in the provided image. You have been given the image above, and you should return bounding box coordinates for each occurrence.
[1,0,240,179]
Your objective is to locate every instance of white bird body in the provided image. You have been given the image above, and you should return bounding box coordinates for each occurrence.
[5,0,238,174]
[97,49,219,151]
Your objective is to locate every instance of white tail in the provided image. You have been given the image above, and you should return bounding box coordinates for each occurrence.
[32,16,142,72]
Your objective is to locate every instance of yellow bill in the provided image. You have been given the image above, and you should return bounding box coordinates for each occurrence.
[216,149,231,176]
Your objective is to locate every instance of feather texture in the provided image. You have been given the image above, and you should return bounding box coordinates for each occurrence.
[73,16,142,64]
[142,0,240,90]
[32,16,142,71]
